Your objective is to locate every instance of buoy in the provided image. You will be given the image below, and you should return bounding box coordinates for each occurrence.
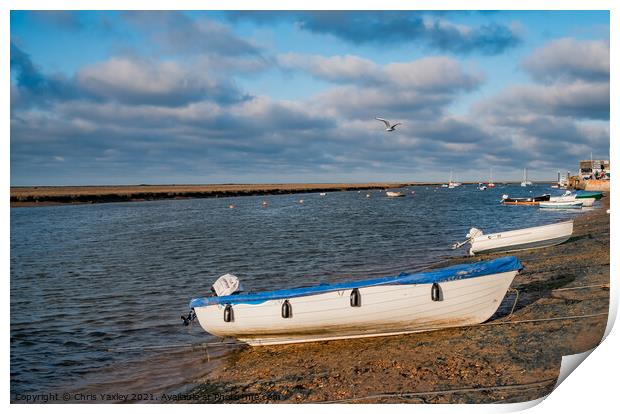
[228,204,235,209]
[261,201,268,207]
[281,300,292,318]
[299,199,304,204]
[350,288,361,307]
[431,283,443,302]
[223,304,234,322]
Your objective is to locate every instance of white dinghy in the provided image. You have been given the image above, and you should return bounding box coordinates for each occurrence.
[550,191,594,207]
[386,191,405,197]
[539,200,583,209]
[189,257,522,346]
[452,221,573,256]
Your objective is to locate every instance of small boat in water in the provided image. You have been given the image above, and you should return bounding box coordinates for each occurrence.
[501,194,550,205]
[520,168,532,187]
[452,221,573,256]
[539,200,583,209]
[189,256,522,345]
[575,190,603,200]
[550,191,594,207]
[386,191,405,197]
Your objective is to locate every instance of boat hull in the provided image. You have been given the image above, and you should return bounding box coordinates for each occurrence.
[470,221,573,255]
[576,191,603,200]
[539,201,582,209]
[193,271,517,346]
[501,194,550,205]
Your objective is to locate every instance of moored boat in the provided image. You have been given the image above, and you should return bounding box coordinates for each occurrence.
[189,256,523,346]
[501,194,550,205]
[550,191,594,207]
[539,200,583,209]
[386,191,405,197]
[452,221,573,256]
[575,190,603,200]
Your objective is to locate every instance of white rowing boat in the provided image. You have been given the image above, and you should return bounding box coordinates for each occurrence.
[386,191,405,197]
[452,221,573,256]
[550,192,594,207]
[189,257,522,346]
[539,200,583,209]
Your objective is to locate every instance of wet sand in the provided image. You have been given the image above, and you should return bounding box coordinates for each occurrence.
[184,195,609,404]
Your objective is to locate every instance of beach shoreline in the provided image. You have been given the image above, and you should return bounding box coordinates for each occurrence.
[181,194,610,404]
[10,182,555,207]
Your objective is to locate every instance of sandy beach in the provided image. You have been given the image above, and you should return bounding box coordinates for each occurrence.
[182,195,610,404]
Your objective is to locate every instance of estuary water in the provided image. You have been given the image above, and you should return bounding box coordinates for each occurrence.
[11,184,586,399]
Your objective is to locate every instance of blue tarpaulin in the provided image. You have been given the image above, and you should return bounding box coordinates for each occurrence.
[189,256,523,308]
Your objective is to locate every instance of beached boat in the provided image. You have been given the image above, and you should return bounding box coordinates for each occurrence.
[452,221,573,256]
[189,257,523,346]
[386,191,405,197]
[575,190,603,200]
[501,194,550,205]
[539,201,583,209]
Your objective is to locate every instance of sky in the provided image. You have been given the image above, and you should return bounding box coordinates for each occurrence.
[10,10,610,185]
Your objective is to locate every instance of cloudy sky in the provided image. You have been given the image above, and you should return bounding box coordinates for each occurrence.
[10,10,609,185]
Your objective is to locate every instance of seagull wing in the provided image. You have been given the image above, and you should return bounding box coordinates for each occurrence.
[375,118,391,128]
[392,123,402,128]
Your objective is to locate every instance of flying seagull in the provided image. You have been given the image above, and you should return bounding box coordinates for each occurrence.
[375,118,401,132]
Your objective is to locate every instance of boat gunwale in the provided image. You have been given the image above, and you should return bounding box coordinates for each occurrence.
[190,256,522,308]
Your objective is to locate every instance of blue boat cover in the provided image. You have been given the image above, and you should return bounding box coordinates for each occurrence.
[189,256,522,308]
[575,190,603,196]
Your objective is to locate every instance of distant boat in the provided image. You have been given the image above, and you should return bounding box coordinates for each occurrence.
[487,168,496,188]
[520,168,532,187]
[386,191,405,197]
[189,256,523,346]
[478,183,487,191]
[319,192,326,196]
[447,170,461,188]
[539,200,583,209]
[501,194,550,205]
[452,221,573,256]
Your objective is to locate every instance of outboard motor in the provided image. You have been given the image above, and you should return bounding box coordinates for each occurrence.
[212,273,243,296]
[466,228,484,239]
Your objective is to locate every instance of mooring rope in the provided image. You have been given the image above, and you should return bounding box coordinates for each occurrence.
[318,377,557,404]
[552,283,609,292]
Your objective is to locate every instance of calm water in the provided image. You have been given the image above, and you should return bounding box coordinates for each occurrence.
[11,184,586,398]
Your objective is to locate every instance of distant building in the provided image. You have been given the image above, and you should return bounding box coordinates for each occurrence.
[578,159,610,180]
